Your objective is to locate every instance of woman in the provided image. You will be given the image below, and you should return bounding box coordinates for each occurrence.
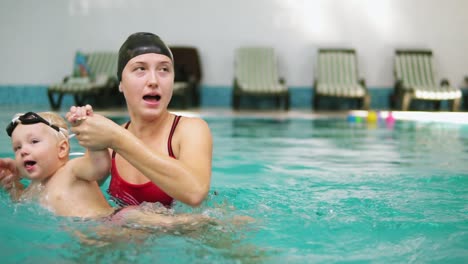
[67,32,213,207]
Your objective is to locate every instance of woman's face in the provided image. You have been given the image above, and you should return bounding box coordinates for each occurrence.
[120,53,174,117]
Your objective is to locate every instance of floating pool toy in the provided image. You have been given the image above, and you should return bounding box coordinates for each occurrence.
[386,111,395,124]
[367,111,378,123]
[347,114,356,123]
[377,111,384,123]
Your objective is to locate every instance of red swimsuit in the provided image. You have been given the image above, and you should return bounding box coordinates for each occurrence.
[108,115,181,207]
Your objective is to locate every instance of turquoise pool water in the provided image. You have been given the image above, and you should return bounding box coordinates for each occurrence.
[0,111,467,263]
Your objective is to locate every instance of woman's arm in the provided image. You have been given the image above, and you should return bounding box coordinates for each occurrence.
[112,117,213,206]
[66,105,111,182]
[71,114,213,206]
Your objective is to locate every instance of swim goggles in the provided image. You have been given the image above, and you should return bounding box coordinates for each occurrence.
[6,112,62,137]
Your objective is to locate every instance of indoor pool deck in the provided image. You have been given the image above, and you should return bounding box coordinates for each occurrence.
[94,108,468,125]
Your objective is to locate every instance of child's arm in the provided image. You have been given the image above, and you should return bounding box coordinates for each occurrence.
[70,149,111,182]
[67,105,111,182]
[0,158,25,200]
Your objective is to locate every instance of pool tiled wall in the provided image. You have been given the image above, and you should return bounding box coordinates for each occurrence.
[0,85,424,111]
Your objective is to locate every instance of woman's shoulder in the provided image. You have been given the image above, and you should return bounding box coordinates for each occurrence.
[176,115,212,138]
[178,115,209,129]
[172,115,212,153]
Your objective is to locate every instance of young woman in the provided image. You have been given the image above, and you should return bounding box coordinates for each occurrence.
[67,32,213,207]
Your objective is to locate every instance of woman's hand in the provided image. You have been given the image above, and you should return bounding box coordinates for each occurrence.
[69,113,120,151]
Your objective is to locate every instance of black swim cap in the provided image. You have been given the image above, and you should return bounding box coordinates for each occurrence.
[117,32,173,81]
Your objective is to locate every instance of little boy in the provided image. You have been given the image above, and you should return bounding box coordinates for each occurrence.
[0,110,209,226]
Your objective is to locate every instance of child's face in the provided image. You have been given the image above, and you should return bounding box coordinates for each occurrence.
[11,123,63,181]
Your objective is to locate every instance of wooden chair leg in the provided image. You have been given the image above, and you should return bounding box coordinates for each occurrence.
[313,94,320,111]
[356,98,362,109]
[362,95,370,110]
[275,96,281,109]
[184,95,189,109]
[48,91,64,110]
[451,98,461,112]
[74,94,86,106]
[233,94,240,110]
[402,93,411,111]
[389,92,397,110]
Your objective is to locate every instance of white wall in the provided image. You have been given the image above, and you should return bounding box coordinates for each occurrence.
[1,0,468,87]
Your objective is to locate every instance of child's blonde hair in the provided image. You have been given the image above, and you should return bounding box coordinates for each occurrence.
[37,112,70,140]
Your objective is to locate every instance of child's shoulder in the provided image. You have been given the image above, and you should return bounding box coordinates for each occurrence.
[55,159,80,180]
[44,161,80,192]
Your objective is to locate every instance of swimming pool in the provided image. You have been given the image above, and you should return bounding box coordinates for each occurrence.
[0,109,467,263]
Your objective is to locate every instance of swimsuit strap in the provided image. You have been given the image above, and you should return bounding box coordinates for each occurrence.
[111,117,181,158]
[168,115,182,158]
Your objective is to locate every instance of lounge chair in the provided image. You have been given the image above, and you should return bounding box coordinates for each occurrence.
[313,48,370,110]
[169,46,202,108]
[47,51,118,110]
[232,47,289,110]
[393,49,461,111]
